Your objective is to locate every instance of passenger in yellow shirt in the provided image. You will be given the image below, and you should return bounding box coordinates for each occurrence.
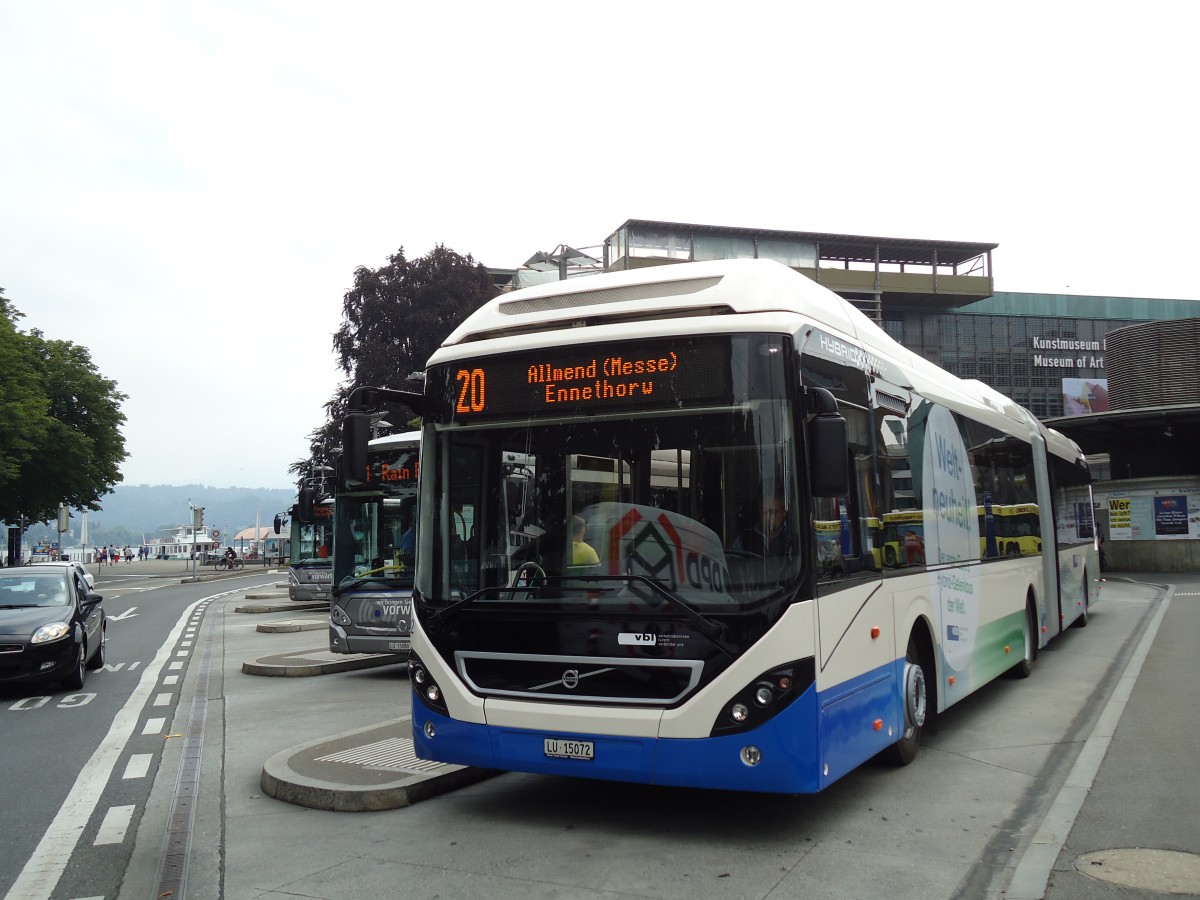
[570,515,599,566]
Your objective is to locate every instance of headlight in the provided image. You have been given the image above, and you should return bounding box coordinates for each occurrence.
[409,653,447,714]
[331,606,353,626]
[32,622,71,644]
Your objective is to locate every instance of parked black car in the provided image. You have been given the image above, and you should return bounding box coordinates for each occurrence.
[0,564,106,690]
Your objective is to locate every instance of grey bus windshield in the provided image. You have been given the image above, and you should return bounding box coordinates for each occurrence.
[422,335,801,612]
[333,492,418,590]
[290,516,332,566]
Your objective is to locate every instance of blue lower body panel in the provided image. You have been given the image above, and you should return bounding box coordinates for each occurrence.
[413,658,902,794]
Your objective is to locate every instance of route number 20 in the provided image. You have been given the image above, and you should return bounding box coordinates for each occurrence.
[456,368,486,414]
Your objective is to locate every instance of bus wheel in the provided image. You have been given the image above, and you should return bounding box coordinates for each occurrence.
[1009,602,1038,678]
[885,635,928,766]
[1071,573,1090,628]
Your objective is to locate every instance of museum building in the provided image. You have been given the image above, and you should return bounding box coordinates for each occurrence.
[528,218,1200,571]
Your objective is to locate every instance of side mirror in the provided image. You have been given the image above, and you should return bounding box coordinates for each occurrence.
[342,412,370,487]
[83,590,104,606]
[298,488,315,522]
[807,388,850,497]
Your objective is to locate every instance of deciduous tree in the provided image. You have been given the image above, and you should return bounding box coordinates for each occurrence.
[293,245,497,481]
[0,290,128,524]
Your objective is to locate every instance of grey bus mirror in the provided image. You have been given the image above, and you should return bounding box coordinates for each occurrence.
[342,412,370,487]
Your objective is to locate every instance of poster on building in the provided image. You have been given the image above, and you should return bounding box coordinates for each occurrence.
[1099,486,1200,540]
[1061,378,1110,416]
[1108,497,1132,540]
[1153,495,1189,539]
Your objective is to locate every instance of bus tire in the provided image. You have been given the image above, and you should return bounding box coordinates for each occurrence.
[1071,573,1090,628]
[884,633,929,766]
[1009,600,1038,678]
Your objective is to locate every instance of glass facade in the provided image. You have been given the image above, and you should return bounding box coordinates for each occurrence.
[884,291,1200,419]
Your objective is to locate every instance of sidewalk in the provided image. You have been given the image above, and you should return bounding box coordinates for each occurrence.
[227,572,1200,895]
[80,556,285,584]
[233,593,497,812]
[1015,573,1200,899]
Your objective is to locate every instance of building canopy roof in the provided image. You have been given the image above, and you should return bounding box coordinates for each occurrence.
[610,218,998,268]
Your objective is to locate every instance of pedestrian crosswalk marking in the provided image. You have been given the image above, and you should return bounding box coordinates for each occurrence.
[315,736,445,773]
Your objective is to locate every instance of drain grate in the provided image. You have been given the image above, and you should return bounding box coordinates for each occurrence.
[316,736,445,773]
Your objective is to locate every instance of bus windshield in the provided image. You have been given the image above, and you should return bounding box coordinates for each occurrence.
[289,512,332,566]
[422,338,801,616]
[333,439,420,591]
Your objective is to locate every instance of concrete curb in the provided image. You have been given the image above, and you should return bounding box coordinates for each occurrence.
[259,717,500,812]
[235,601,326,614]
[256,619,326,633]
[181,568,282,584]
[241,647,405,677]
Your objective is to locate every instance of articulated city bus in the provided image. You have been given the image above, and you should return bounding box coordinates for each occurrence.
[372,259,1098,793]
[287,498,333,602]
[328,431,420,655]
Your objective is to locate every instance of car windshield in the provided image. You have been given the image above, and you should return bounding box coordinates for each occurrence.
[0,573,70,607]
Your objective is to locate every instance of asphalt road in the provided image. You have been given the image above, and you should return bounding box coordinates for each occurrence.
[0,566,280,900]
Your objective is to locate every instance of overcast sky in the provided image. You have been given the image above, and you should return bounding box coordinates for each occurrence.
[2,1,1196,492]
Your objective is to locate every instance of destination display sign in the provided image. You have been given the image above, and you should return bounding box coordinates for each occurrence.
[361,450,419,486]
[431,337,734,422]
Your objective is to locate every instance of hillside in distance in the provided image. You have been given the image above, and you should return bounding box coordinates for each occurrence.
[25,483,296,548]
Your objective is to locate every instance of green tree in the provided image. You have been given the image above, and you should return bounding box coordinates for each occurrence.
[293,245,497,480]
[0,289,128,524]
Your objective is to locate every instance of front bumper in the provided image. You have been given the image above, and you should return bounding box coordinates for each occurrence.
[0,636,80,685]
[328,624,411,656]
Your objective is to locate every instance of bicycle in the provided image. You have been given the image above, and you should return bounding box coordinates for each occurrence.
[216,557,245,571]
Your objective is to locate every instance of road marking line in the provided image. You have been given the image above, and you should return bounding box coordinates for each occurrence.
[94,805,136,845]
[153,693,172,707]
[163,675,178,685]
[168,661,183,670]
[142,717,165,735]
[123,754,152,780]
[4,592,217,899]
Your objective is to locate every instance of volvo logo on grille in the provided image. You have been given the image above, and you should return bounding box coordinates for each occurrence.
[561,669,580,689]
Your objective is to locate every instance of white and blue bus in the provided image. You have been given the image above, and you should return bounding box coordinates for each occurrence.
[329,431,421,655]
[376,259,1098,793]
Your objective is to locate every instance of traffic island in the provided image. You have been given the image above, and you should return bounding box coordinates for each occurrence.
[235,600,326,614]
[260,717,500,811]
[241,647,405,677]
[256,617,327,633]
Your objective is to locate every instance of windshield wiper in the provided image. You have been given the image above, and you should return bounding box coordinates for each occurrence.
[618,575,736,658]
[336,565,408,593]
[0,603,41,609]
[425,575,736,659]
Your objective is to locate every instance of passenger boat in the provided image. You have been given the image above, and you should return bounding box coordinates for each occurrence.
[146,524,221,560]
